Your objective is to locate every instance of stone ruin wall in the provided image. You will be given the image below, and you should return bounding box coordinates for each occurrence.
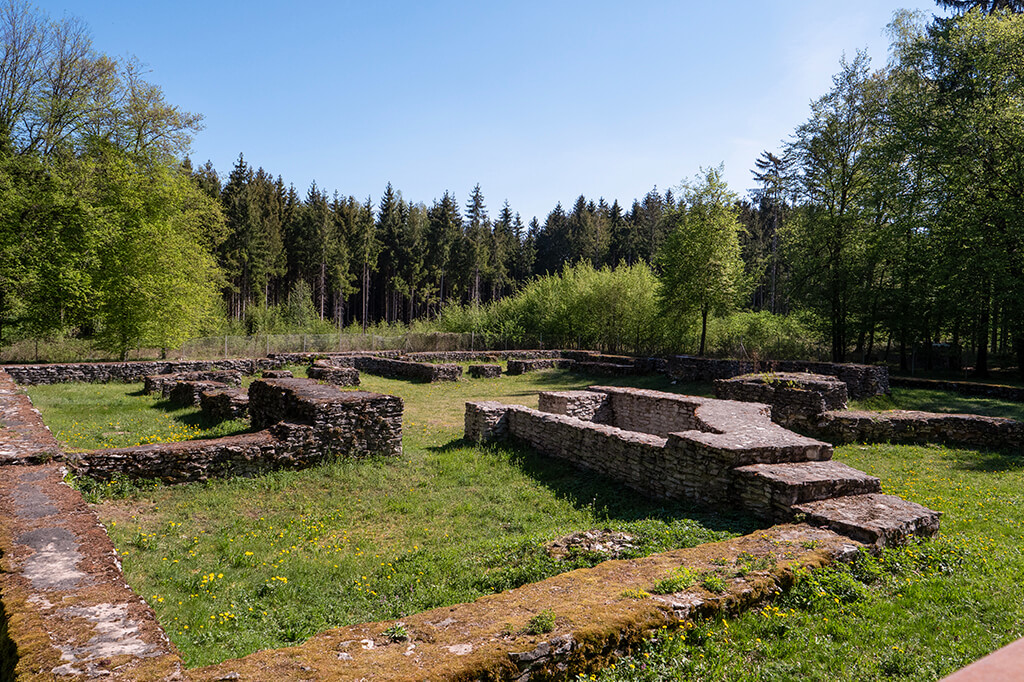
[69,378,402,485]
[467,386,940,547]
[4,358,280,385]
[712,371,1024,452]
[667,355,889,399]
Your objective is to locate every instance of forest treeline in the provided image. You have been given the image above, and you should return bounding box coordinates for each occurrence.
[2,1,1024,375]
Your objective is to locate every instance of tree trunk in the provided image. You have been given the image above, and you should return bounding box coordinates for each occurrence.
[699,304,709,357]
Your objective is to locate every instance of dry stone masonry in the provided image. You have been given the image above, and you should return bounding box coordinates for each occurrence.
[715,371,1024,453]
[306,360,361,386]
[198,387,249,420]
[714,372,848,430]
[467,385,939,547]
[468,363,502,378]
[6,358,277,385]
[143,369,242,397]
[667,355,889,399]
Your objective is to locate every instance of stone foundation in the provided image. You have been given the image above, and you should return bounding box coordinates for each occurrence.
[468,364,502,378]
[667,355,889,399]
[468,386,938,547]
[143,370,242,397]
[714,372,848,429]
[306,360,360,386]
[506,358,575,375]
[6,358,277,385]
[199,387,249,420]
[330,355,462,382]
[808,409,1024,449]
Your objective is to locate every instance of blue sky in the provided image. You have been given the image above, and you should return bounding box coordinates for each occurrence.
[37,1,944,222]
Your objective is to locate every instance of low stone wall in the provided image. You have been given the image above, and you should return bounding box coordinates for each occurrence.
[469,386,938,546]
[4,358,278,385]
[143,370,242,397]
[168,380,230,407]
[468,364,502,378]
[808,409,1024,450]
[306,361,360,386]
[249,378,403,458]
[326,355,462,382]
[199,388,249,420]
[667,356,889,399]
[714,373,848,429]
[0,371,63,466]
[67,379,402,484]
[890,376,1024,402]
[506,358,575,375]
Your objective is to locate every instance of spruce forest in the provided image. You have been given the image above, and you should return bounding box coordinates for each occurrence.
[2,1,1024,377]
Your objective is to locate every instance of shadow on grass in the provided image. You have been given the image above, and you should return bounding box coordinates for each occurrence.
[854,388,1024,421]
[430,437,759,537]
[943,447,1024,473]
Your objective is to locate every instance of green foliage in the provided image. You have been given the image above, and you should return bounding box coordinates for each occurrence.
[526,609,556,635]
[381,622,409,642]
[656,165,748,356]
[651,566,698,594]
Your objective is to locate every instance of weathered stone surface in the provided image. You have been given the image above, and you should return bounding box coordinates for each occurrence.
[667,355,889,398]
[0,464,182,680]
[249,378,403,458]
[261,369,293,378]
[538,390,611,422]
[506,358,575,375]
[464,401,511,442]
[809,408,1024,450]
[468,363,502,378]
[0,370,63,465]
[168,380,231,407]
[733,460,881,521]
[306,361,360,386]
[333,355,462,382]
[573,361,641,376]
[143,370,242,397]
[714,372,848,429]
[5,358,277,385]
[470,387,833,508]
[200,387,249,420]
[545,529,638,560]
[793,493,941,547]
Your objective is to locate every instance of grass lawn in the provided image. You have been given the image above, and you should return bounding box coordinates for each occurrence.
[25,371,1024,677]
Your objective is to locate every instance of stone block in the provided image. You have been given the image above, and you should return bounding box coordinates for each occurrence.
[468,364,502,378]
[200,387,249,420]
[793,493,941,547]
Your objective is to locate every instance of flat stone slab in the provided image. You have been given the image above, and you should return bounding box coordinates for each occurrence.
[793,493,941,547]
[735,460,881,505]
[0,464,182,680]
[0,370,63,465]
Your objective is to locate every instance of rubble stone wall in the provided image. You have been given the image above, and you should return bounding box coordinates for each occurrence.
[667,355,889,398]
[809,409,1024,450]
[506,358,575,375]
[143,370,242,397]
[4,358,279,385]
[306,361,360,386]
[326,356,462,382]
[714,373,848,429]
